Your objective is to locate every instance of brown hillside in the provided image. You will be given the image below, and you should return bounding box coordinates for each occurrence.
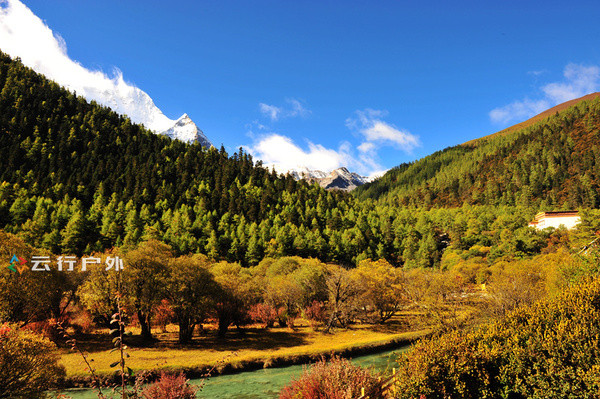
[464,92,600,146]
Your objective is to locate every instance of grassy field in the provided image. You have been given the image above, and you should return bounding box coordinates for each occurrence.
[59,315,431,378]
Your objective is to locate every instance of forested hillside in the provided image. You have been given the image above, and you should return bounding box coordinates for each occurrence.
[0,51,355,261]
[1,50,599,270]
[355,94,600,209]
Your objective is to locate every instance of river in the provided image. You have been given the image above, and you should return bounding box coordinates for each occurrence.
[63,346,408,398]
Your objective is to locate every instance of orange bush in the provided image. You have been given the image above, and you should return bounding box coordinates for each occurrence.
[142,372,198,399]
[279,355,385,399]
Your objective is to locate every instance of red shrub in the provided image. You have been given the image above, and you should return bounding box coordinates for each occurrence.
[142,372,198,399]
[154,299,175,332]
[248,303,278,328]
[23,319,61,342]
[0,323,9,337]
[279,356,385,399]
[303,301,328,326]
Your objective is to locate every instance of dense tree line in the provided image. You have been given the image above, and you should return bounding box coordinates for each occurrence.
[0,232,408,342]
[2,51,599,269]
[1,176,577,268]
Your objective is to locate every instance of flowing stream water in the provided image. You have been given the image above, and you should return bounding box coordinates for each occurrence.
[64,346,408,399]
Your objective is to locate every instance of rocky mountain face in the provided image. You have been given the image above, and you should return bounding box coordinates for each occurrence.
[288,167,369,191]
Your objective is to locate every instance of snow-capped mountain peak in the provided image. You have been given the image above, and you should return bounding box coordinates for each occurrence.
[79,79,211,146]
[160,113,212,147]
[286,166,369,191]
[287,166,329,180]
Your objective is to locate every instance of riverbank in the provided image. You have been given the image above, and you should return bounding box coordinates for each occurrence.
[57,323,430,389]
[64,346,412,399]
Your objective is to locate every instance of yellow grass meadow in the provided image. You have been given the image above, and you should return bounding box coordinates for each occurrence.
[59,322,430,377]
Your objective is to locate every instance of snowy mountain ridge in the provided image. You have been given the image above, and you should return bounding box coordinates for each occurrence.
[61,74,211,146]
[287,166,329,180]
[287,166,370,191]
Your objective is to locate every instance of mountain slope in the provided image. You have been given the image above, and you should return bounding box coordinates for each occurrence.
[464,92,600,146]
[355,94,600,209]
[74,76,211,146]
[0,0,210,146]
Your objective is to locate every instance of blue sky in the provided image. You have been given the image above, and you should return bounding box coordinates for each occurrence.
[3,0,600,176]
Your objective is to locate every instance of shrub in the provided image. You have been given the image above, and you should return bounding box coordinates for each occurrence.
[69,309,94,334]
[393,329,503,398]
[248,303,278,328]
[154,299,174,333]
[303,300,328,327]
[393,277,600,398]
[141,372,198,399]
[279,355,385,399]
[0,323,65,398]
[23,318,62,342]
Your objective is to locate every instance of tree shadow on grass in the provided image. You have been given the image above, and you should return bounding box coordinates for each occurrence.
[192,328,310,353]
[368,312,425,334]
[61,327,310,353]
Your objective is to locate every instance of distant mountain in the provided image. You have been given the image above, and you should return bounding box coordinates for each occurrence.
[159,114,211,147]
[47,69,212,146]
[355,93,600,209]
[288,167,369,191]
[287,166,329,180]
[78,78,212,146]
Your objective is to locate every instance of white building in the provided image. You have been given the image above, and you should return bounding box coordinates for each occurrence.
[528,211,581,230]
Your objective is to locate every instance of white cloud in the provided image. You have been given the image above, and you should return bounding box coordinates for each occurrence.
[363,121,420,149]
[542,64,600,103]
[489,99,550,125]
[259,103,281,121]
[259,98,310,121]
[0,0,178,132]
[490,63,600,125]
[286,98,310,118]
[246,134,350,174]
[346,109,420,152]
[357,142,376,153]
[246,109,416,178]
